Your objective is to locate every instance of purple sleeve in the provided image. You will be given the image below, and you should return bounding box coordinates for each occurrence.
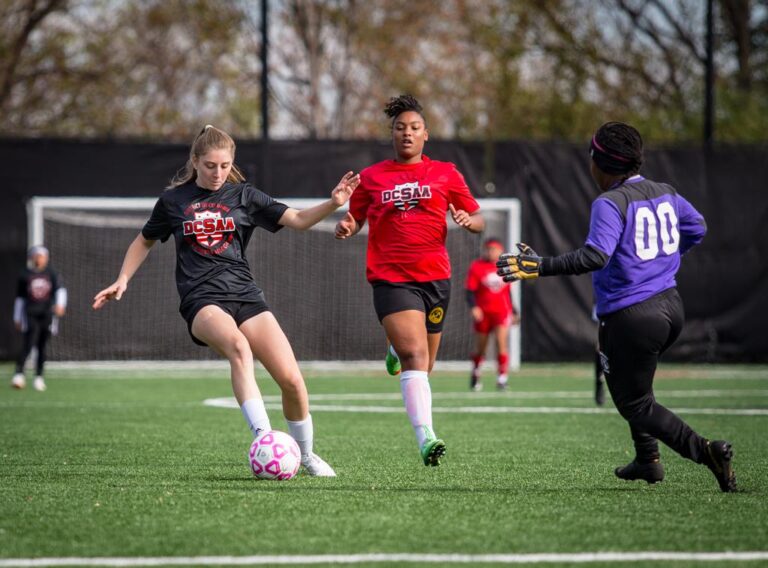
[584,198,624,258]
[677,195,706,255]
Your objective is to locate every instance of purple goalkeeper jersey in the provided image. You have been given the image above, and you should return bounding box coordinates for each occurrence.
[585,175,706,316]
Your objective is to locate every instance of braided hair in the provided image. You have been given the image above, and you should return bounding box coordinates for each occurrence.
[590,122,643,176]
[384,94,426,126]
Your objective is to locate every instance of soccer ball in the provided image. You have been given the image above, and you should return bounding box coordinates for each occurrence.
[248,430,301,480]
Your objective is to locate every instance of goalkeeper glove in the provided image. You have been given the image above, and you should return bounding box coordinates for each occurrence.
[496,243,542,282]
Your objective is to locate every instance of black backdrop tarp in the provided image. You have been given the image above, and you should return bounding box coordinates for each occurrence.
[2,136,766,362]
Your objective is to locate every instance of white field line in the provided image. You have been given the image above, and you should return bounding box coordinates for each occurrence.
[35,360,768,380]
[302,390,768,400]
[2,551,768,566]
[202,396,768,416]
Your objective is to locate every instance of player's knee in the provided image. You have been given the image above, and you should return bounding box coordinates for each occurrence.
[617,396,654,423]
[226,335,252,366]
[280,374,306,399]
[397,348,429,371]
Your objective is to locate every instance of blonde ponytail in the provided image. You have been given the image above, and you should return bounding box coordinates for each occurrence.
[167,125,246,189]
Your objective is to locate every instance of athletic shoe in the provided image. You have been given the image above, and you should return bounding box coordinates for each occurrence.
[301,453,337,477]
[595,374,606,406]
[496,374,508,391]
[702,440,736,493]
[11,373,26,389]
[614,459,665,484]
[33,377,47,392]
[420,438,446,467]
[385,347,401,376]
[470,372,482,391]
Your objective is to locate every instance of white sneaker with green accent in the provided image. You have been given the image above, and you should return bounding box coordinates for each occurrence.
[33,377,47,392]
[301,453,337,477]
[11,373,26,389]
[420,437,447,467]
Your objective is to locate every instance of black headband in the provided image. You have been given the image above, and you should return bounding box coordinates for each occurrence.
[589,136,639,175]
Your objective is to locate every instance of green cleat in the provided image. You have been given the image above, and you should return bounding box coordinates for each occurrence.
[385,347,401,376]
[420,438,446,467]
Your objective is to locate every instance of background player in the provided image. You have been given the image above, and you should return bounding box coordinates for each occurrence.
[93,125,359,477]
[465,238,519,391]
[335,95,484,466]
[11,246,67,391]
[497,121,736,493]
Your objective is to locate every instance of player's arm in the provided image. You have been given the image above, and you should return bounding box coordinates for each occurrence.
[335,213,364,239]
[496,243,608,281]
[677,195,707,255]
[335,172,369,239]
[449,204,484,233]
[52,272,67,317]
[464,266,483,322]
[279,171,360,231]
[447,166,484,233]
[497,198,619,282]
[92,233,156,309]
[53,287,67,317]
[14,276,26,331]
[465,290,484,322]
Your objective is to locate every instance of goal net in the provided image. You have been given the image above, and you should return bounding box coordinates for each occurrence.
[28,196,521,369]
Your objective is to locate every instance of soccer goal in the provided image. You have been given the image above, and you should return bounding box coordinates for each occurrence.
[27,196,521,370]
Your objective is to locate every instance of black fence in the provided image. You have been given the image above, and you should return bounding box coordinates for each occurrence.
[2,136,766,362]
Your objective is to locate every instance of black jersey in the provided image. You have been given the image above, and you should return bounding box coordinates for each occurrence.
[17,267,62,317]
[141,181,289,305]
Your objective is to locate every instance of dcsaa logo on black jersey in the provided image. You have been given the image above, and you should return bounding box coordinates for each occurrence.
[182,203,236,255]
[381,182,432,211]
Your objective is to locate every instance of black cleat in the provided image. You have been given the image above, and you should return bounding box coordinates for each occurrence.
[470,374,482,392]
[702,440,737,493]
[614,460,665,484]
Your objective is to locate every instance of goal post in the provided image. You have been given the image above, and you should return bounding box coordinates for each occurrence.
[27,196,521,370]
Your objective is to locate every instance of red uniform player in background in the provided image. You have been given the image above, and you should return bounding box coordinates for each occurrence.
[465,238,519,391]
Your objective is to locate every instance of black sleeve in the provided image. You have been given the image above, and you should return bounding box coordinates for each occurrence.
[242,184,289,233]
[141,197,172,242]
[541,245,608,276]
[465,290,477,308]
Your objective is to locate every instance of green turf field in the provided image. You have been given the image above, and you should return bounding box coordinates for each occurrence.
[1,362,766,568]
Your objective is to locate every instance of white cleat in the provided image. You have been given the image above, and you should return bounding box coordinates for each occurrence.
[11,373,26,389]
[301,453,336,477]
[33,377,47,392]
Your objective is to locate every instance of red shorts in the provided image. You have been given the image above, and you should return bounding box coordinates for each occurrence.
[473,311,511,334]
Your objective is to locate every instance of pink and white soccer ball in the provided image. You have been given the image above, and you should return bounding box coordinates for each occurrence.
[248,430,301,480]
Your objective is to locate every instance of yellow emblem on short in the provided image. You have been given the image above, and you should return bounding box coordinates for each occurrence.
[428,307,445,324]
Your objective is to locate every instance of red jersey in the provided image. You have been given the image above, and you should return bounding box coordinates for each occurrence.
[350,156,479,283]
[465,258,513,315]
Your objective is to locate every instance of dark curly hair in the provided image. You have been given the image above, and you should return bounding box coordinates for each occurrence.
[591,122,643,175]
[384,94,426,126]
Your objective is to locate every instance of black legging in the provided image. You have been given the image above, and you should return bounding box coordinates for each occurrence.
[599,288,706,464]
[15,313,52,376]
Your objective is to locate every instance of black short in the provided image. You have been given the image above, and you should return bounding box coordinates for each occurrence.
[179,292,270,347]
[371,279,451,333]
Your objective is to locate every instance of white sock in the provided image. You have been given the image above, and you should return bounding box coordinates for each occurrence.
[286,414,313,459]
[389,344,399,359]
[241,398,271,439]
[400,370,435,448]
